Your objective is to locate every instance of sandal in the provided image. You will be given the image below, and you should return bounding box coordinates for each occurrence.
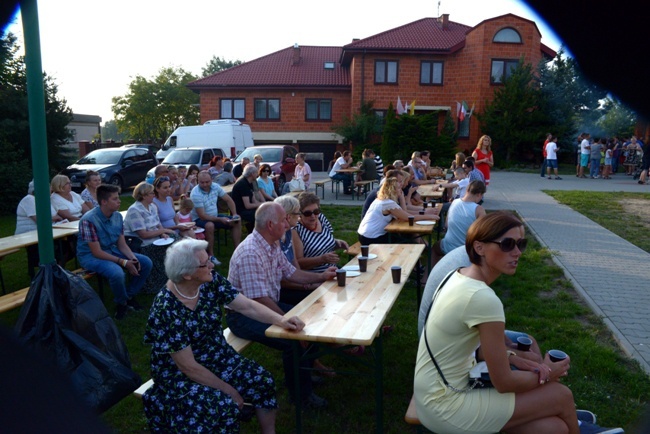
[343,345,365,356]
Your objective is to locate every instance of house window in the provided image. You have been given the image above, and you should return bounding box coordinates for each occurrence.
[220,99,245,119]
[306,99,332,121]
[493,28,522,43]
[420,61,444,85]
[254,99,280,120]
[458,117,470,138]
[491,59,520,84]
[375,60,398,84]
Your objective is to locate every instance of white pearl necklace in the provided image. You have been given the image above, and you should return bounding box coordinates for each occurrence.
[172,282,200,300]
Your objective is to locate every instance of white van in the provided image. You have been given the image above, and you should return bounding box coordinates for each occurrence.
[156,119,253,162]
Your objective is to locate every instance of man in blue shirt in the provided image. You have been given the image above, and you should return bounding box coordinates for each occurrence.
[77,184,153,319]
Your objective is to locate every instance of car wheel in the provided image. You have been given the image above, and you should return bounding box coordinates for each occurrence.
[108,175,123,189]
[277,174,286,195]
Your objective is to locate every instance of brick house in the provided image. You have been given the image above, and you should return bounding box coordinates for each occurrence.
[188,13,555,163]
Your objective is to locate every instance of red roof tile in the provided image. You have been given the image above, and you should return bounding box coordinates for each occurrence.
[188,46,350,89]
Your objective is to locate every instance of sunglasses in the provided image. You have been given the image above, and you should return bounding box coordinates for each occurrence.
[155,176,170,185]
[262,170,271,173]
[485,238,528,253]
[301,208,321,217]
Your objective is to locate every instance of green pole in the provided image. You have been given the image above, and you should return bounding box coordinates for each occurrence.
[21,0,55,265]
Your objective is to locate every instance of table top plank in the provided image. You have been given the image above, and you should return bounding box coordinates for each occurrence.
[384,219,436,235]
[417,184,444,199]
[266,244,424,346]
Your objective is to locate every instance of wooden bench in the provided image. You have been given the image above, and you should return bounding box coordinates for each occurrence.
[313,179,331,200]
[133,328,253,399]
[354,180,374,200]
[345,241,362,259]
[0,268,99,314]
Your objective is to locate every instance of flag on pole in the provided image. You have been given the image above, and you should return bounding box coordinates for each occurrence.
[458,101,468,121]
[396,96,405,115]
[468,102,476,118]
[409,100,416,115]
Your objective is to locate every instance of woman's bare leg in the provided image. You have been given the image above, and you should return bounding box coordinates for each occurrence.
[501,382,578,434]
[256,408,277,434]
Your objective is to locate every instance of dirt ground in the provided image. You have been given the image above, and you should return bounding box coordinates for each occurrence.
[620,198,650,227]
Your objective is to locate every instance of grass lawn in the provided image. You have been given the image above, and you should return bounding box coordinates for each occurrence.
[1,198,649,432]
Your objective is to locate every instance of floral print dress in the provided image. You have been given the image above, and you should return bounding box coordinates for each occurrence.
[143,273,277,433]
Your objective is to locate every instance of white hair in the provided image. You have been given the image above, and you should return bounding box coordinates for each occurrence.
[164,238,209,282]
[243,164,258,178]
[274,195,300,214]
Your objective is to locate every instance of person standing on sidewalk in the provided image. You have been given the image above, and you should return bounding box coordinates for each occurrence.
[540,133,552,178]
[589,138,603,179]
[545,136,561,179]
[579,133,591,178]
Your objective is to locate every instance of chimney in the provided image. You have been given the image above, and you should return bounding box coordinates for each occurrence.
[439,13,449,30]
[293,43,300,65]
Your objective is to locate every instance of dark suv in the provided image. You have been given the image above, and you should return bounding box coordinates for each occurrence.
[61,147,157,191]
[232,145,298,192]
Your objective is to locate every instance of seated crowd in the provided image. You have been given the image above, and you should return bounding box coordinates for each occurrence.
[14,148,623,433]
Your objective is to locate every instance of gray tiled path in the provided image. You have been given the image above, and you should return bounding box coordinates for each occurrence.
[314,170,650,373]
[485,172,650,374]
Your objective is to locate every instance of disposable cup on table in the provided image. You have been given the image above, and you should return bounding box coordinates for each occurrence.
[391,266,401,283]
[336,269,346,287]
[408,216,414,226]
[361,245,369,257]
[358,256,368,272]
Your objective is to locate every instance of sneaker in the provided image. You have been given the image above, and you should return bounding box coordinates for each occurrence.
[115,304,129,320]
[209,255,221,266]
[577,409,597,424]
[579,422,623,434]
[304,392,328,409]
[555,176,562,180]
[548,176,552,179]
[126,298,144,311]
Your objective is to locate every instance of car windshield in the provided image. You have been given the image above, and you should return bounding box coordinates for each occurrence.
[163,149,202,164]
[235,148,282,163]
[76,149,123,165]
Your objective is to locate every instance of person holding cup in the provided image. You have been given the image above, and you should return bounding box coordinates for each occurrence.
[414,211,617,434]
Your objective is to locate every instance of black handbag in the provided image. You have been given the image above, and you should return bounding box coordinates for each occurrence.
[125,236,143,253]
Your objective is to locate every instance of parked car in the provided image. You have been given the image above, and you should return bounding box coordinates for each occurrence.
[232,145,298,193]
[144,147,225,181]
[121,143,160,154]
[61,147,157,192]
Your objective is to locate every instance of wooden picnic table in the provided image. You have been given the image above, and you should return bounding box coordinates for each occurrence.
[266,243,424,433]
[0,226,80,256]
[416,184,444,200]
[385,218,436,280]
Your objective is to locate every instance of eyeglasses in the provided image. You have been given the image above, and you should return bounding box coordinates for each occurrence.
[154,176,170,186]
[262,170,271,173]
[485,238,528,253]
[196,258,212,268]
[301,208,321,217]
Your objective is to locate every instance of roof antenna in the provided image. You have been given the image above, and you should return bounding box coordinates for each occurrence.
[437,0,441,17]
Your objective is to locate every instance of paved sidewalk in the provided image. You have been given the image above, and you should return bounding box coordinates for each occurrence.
[485,171,650,374]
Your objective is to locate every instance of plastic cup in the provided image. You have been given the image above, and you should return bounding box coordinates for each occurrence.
[516,336,532,351]
[358,256,368,272]
[408,216,414,226]
[422,202,428,209]
[336,269,346,287]
[548,349,568,362]
[361,245,369,257]
[419,210,425,215]
[391,266,401,283]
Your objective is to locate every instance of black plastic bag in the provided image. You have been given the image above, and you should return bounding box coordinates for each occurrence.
[14,263,141,413]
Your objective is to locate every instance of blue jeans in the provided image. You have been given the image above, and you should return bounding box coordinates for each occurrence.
[330,173,352,191]
[590,158,601,177]
[79,253,153,305]
[540,158,547,177]
[226,301,315,400]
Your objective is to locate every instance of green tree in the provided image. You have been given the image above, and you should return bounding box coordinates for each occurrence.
[597,97,636,138]
[0,32,74,202]
[477,60,552,163]
[202,55,242,77]
[101,119,127,142]
[432,111,458,166]
[112,67,200,143]
[333,101,382,160]
[380,106,439,163]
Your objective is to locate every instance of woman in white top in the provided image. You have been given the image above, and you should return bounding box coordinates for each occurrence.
[294,153,312,190]
[16,180,62,235]
[357,176,433,245]
[50,174,90,221]
[415,212,582,434]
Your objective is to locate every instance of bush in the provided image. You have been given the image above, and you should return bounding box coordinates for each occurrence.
[0,136,32,215]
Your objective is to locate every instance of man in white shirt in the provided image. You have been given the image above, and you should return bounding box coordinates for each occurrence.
[328,150,354,194]
[579,132,591,178]
[545,136,561,179]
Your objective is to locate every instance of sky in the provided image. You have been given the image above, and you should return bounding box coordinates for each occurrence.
[3,0,564,125]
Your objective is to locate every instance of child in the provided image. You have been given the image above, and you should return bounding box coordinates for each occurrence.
[177,198,204,240]
[604,144,613,179]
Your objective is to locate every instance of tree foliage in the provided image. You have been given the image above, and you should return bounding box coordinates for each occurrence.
[332,101,383,157]
[0,32,74,214]
[380,104,456,166]
[101,119,127,142]
[477,60,552,163]
[202,55,242,77]
[597,97,636,138]
[112,67,200,143]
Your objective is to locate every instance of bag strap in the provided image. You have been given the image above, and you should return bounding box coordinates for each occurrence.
[423,268,480,393]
